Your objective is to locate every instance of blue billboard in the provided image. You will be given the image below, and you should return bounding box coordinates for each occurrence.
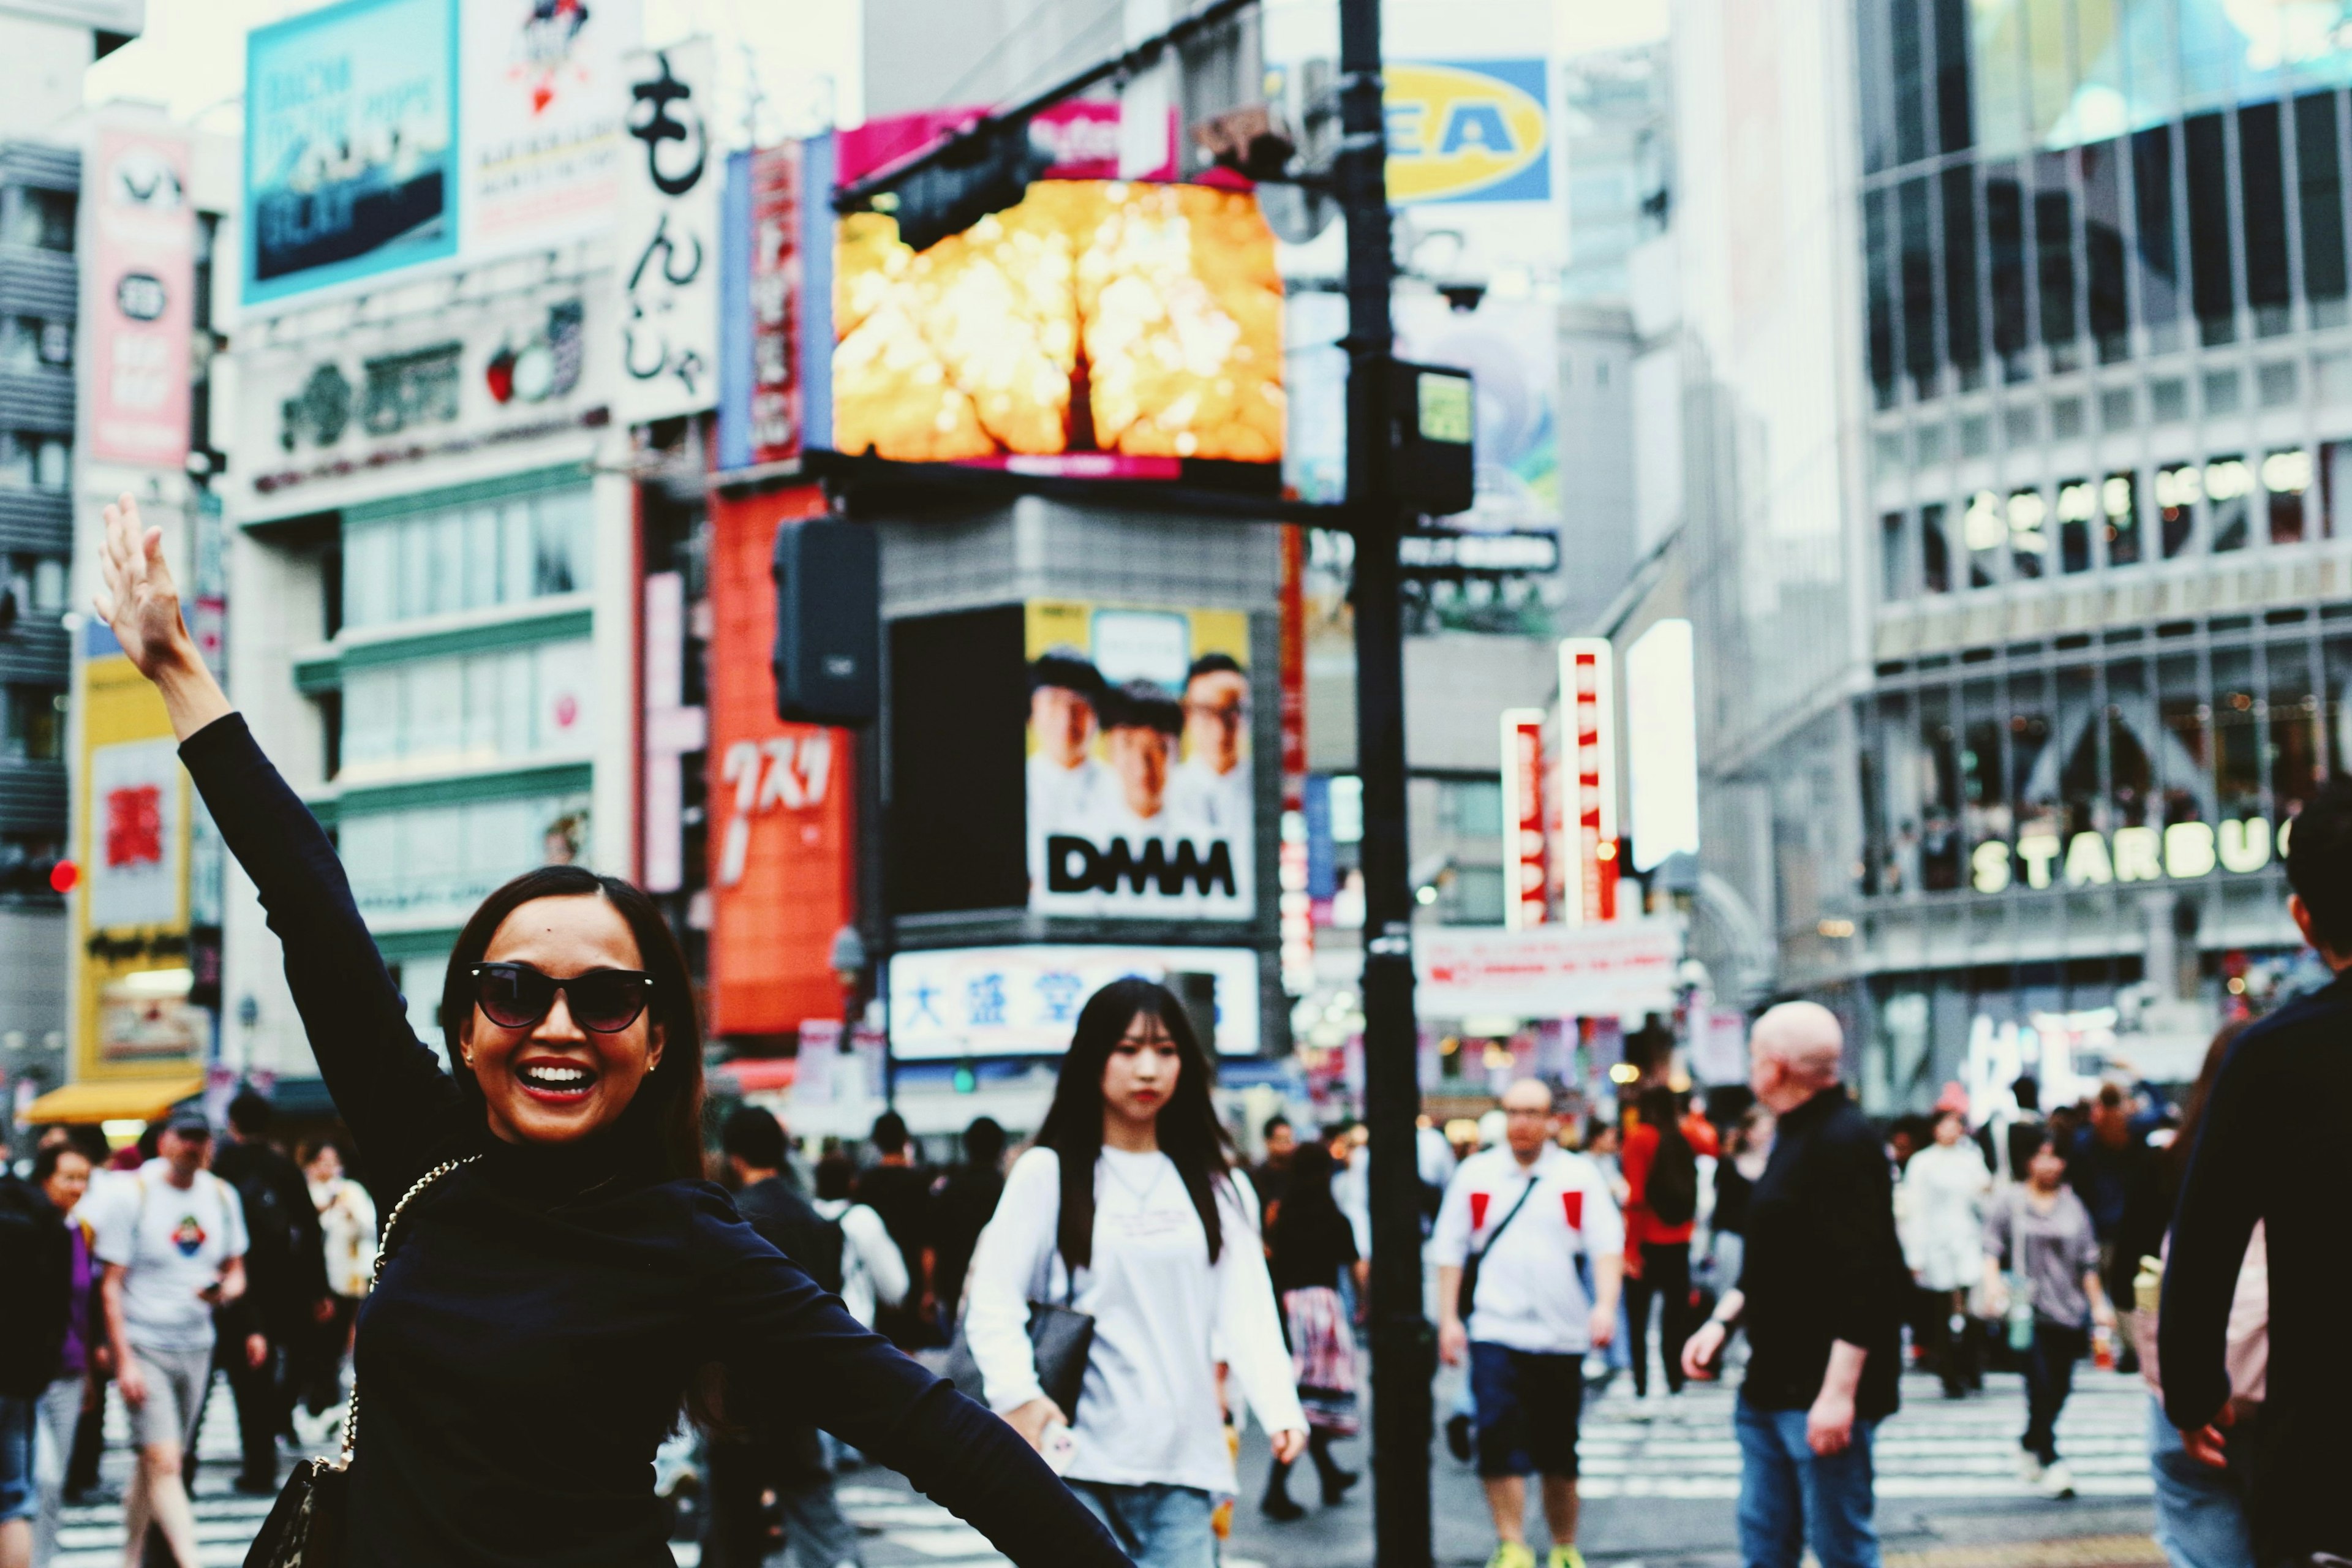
[243,0,459,305]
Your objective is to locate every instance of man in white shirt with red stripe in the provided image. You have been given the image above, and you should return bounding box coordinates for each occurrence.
[1434,1079,1626,1568]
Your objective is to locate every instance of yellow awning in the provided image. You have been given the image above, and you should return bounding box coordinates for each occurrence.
[24,1074,205,1126]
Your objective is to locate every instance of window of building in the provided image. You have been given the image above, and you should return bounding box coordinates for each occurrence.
[1882,511,1910,600]
[2213,649,2262,818]
[1987,167,2031,372]
[1942,166,1982,382]
[2056,478,2097,572]
[2008,486,2049,578]
[2257,361,2298,407]
[1960,413,1992,456]
[342,484,593,630]
[6,555,66,614]
[2158,654,2211,827]
[341,636,596,779]
[1442,865,1506,926]
[0,433,70,491]
[1436,777,1504,838]
[2100,387,2135,431]
[2132,124,2182,332]
[338,792,594,925]
[0,316,69,372]
[1964,490,2005,587]
[3,187,74,252]
[2265,447,2313,544]
[2051,396,2085,438]
[1,685,64,760]
[2105,472,2143,566]
[2184,112,2236,344]
[2203,368,2242,415]
[2157,462,2201,557]
[2150,378,2190,422]
[1921,501,1953,592]
[1917,421,1947,464]
[2035,152,2079,366]
[1901,177,1939,396]
[2206,454,2253,552]
[2298,91,2349,326]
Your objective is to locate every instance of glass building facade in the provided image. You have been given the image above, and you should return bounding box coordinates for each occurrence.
[1845,0,2352,1106]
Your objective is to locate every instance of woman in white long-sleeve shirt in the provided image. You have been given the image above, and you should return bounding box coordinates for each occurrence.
[965,977,1307,1568]
[812,1153,911,1328]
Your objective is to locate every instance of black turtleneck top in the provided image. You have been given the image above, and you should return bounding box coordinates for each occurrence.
[181,714,1126,1568]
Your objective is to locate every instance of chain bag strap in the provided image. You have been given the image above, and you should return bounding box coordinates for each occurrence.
[333,1155,480,1469]
[244,1154,477,1568]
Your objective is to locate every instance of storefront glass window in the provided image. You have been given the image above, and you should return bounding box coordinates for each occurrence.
[2269,644,2323,819]
[2158,653,2212,825]
[2107,660,2154,826]
[2213,647,2262,818]
[1918,687,1964,890]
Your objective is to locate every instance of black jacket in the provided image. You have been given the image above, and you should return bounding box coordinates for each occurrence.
[0,1174,69,1396]
[213,1137,328,1333]
[2162,968,2352,1561]
[1735,1087,1908,1421]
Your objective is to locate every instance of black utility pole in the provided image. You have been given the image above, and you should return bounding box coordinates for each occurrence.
[1338,0,1433,1563]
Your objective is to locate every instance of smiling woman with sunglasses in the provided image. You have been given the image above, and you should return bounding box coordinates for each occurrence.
[91,497,1128,1568]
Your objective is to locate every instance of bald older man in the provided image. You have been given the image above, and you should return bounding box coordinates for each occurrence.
[1681,1004,1907,1568]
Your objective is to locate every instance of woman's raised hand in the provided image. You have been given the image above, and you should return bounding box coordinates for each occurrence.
[91,492,233,739]
[92,493,192,679]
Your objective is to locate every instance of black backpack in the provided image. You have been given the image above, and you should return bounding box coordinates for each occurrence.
[1646,1125,1700,1230]
[736,1176,846,1296]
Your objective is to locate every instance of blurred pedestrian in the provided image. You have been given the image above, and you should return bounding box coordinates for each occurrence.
[814,1155,911,1331]
[924,1118,1008,1334]
[0,1135,73,1568]
[1899,1091,1990,1398]
[965,978,1306,1568]
[1259,1142,1364,1521]
[2163,775,2352,1564]
[209,1090,327,1493]
[1433,1080,1623,1568]
[1246,1116,1295,1216]
[292,1138,374,1439]
[1622,1086,1700,1409]
[1683,1004,1907,1568]
[854,1112,932,1349]
[1708,1107,1771,1300]
[28,1140,96,1567]
[2127,1023,2262,1568]
[1983,1132,2113,1498]
[85,1111,252,1568]
[707,1109,867,1568]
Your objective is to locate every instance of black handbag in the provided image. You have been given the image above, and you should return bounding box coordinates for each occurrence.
[944,1258,1095,1419]
[244,1156,476,1568]
[1455,1175,1539,1321]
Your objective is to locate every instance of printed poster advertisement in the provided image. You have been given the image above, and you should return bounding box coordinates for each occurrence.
[462,0,640,254]
[1026,600,1254,921]
[243,0,459,304]
[85,125,194,467]
[616,39,721,423]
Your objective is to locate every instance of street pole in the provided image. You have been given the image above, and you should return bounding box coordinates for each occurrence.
[1338,0,1433,1562]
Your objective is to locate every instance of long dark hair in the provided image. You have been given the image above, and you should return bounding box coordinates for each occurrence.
[1270,1139,1341,1261]
[1036,978,1233,1270]
[437,865,706,1182]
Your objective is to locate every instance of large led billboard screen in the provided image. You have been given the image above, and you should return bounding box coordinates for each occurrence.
[831,181,1284,473]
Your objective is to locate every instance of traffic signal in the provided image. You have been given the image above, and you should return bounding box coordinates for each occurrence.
[1390,360,1474,516]
[772,514,880,726]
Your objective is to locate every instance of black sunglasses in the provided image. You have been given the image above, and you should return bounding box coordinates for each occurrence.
[470,963,655,1034]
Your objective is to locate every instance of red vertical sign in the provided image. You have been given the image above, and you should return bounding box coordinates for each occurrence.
[1501,710,1548,929]
[1559,639,1619,925]
[707,484,854,1038]
[1278,526,1313,992]
[748,145,804,465]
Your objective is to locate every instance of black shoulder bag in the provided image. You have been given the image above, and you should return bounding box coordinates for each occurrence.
[245,1155,478,1568]
[1455,1174,1540,1320]
[944,1252,1095,1420]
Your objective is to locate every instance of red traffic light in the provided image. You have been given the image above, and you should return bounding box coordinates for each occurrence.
[49,859,77,893]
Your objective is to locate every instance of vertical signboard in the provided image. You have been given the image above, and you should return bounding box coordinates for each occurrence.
[462,0,639,255]
[1558,638,1618,925]
[72,632,197,1080]
[1501,707,1547,929]
[243,0,459,306]
[615,39,720,426]
[85,126,194,468]
[1278,527,1312,993]
[1624,619,1700,871]
[706,485,854,1038]
[715,141,804,472]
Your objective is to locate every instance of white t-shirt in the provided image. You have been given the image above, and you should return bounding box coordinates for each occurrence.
[963,1146,1305,1493]
[89,1159,249,1354]
[1431,1145,1624,1355]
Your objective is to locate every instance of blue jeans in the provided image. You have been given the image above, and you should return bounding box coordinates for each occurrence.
[1735,1396,1880,1568]
[0,1392,32,1523]
[1075,1482,1216,1568]
[2147,1395,2255,1568]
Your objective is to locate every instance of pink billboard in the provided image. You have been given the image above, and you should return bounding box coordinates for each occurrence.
[86,126,195,468]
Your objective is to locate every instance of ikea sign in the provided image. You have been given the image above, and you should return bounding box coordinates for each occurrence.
[1384,59,1551,205]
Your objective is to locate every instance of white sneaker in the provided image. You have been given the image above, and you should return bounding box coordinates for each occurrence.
[2016,1450,2044,1484]
[2039,1461,2076,1499]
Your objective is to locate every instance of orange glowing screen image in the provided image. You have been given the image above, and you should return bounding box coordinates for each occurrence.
[834,181,1284,466]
